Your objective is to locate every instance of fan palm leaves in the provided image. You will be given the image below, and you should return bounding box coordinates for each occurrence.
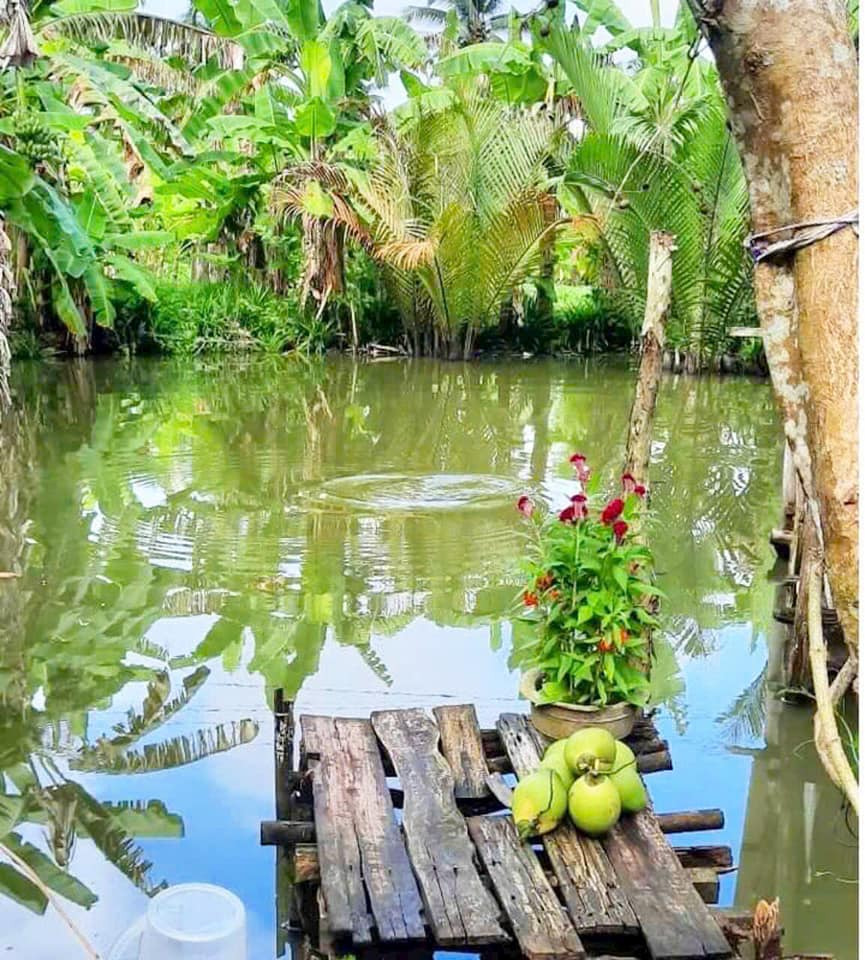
[543,19,753,361]
[345,90,562,357]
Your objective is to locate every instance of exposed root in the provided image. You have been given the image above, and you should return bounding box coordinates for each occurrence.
[806,539,859,814]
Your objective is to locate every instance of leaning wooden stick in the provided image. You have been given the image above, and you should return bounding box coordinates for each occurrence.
[807,538,859,813]
[623,231,676,488]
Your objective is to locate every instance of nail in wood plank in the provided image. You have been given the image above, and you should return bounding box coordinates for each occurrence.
[371,708,508,946]
[497,713,638,936]
[467,815,585,960]
[301,715,425,943]
[433,704,490,800]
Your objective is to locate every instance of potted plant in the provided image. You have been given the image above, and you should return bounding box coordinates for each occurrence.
[513,455,661,740]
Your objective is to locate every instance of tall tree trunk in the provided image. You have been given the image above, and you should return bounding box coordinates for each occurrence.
[687,0,859,655]
[624,232,676,487]
[534,193,558,330]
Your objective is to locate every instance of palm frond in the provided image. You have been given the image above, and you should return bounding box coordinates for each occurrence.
[70,720,259,774]
[716,664,768,744]
[40,12,241,69]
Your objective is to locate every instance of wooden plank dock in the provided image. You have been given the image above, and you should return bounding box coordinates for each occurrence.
[262,700,739,959]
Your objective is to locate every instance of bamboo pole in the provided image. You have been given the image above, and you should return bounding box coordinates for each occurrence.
[623,231,676,487]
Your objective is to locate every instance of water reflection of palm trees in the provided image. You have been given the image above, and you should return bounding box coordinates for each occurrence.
[0,357,789,923]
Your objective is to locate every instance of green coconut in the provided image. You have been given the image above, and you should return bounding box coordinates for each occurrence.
[563,727,617,775]
[568,772,622,836]
[511,768,568,839]
[609,741,647,813]
[539,738,575,791]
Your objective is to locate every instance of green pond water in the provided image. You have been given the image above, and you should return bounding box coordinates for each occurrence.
[0,356,857,959]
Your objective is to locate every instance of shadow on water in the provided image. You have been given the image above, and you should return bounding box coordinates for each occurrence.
[0,356,857,959]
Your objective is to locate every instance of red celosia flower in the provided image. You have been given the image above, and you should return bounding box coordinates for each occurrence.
[601,498,625,524]
[569,452,591,483]
[634,484,646,498]
[598,638,613,653]
[558,504,577,524]
[569,492,589,518]
[517,495,534,517]
[613,520,628,543]
[523,591,539,607]
[549,589,561,602]
[621,472,636,494]
[536,572,555,591]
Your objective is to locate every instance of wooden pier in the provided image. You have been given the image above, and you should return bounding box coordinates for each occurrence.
[262,699,742,959]
[769,445,847,691]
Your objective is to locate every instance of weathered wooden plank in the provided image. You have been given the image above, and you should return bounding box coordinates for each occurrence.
[687,867,721,905]
[467,815,585,960]
[673,845,733,870]
[371,708,508,947]
[496,713,638,937]
[433,704,490,800]
[301,715,425,944]
[602,807,732,960]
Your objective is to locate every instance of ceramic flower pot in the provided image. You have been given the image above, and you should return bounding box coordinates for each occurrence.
[519,668,637,741]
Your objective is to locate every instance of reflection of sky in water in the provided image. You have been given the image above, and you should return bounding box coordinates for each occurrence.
[0,358,856,960]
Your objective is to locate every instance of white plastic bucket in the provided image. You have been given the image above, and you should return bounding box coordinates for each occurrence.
[108,884,247,960]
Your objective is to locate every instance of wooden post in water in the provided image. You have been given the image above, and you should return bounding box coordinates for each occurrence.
[623,231,676,487]
[273,689,297,956]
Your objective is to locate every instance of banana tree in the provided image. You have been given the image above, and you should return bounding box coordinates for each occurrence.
[0,1,192,348]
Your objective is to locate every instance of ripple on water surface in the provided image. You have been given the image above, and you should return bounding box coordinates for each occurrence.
[303,473,528,514]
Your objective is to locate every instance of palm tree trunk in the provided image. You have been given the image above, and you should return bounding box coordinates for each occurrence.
[687,0,858,656]
[624,232,675,487]
[534,194,558,331]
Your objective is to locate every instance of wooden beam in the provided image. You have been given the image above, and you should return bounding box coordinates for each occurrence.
[261,820,315,845]
[672,845,733,869]
[686,867,721,904]
[655,809,724,834]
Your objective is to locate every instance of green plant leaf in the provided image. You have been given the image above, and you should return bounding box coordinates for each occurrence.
[300,39,332,99]
[0,796,23,839]
[0,864,47,915]
[0,147,34,202]
[2,835,97,909]
[295,97,335,139]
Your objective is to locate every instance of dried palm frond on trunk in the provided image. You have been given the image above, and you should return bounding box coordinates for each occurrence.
[40,12,242,70]
[0,0,37,69]
[271,161,376,314]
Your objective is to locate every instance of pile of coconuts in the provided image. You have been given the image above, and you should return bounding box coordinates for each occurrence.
[510,727,647,839]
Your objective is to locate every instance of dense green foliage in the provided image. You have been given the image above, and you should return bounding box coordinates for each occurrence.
[0,0,767,367]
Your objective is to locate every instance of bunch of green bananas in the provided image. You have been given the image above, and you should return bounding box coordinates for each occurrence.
[11,111,64,167]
